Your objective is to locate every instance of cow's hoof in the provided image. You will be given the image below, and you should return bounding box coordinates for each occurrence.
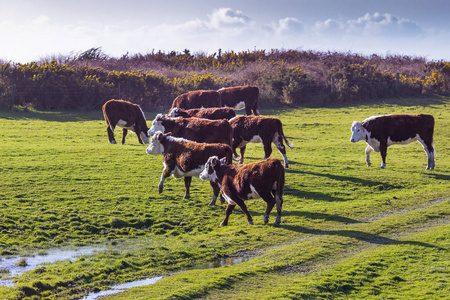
[109,140,117,144]
[284,164,289,168]
[183,193,190,199]
[208,201,216,206]
[248,221,254,225]
[219,222,227,226]
[158,188,163,194]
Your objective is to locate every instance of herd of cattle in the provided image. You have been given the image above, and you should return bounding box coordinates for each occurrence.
[102,85,436,226]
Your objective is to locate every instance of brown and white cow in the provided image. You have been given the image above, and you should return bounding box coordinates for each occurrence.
[168,107,236,120]
[169,90,221,113]
[146,132,232,205]
[102,99,150,144]
[350,114,435,170]
[148,114,232,146]
[200,156,285,226]
[229,116,294,168]
[218,86,259,116]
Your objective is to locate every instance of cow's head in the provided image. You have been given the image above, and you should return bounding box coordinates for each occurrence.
[199,156,226,183]
[148,114,166,136]
[350,121,367,143]
[146,131,166,155]
[140,131,150,144]
[167,108,179,118]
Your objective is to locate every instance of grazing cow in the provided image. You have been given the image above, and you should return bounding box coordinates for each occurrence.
[102,99,150,144]
[350,114,435,170]
[229,116,294,168]
[148,114,232,146]
[146,132,232,205]
[218,86,259,116]
[200,156,285,226]
[168,107,236,120]
[169,90,221,112]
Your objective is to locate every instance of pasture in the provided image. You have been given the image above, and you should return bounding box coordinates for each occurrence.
[0,97,449,299]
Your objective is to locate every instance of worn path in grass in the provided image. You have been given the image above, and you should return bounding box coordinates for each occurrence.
[0,97,449,299]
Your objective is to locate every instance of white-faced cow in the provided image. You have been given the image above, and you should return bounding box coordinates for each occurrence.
[350,114,435,170]
[200,156,285,226]
[218,86,259,116]
[146,132,232,205]
[229,115,294,168]
[102,99,150,144]
[168,107,236,120]
[169,90,221,113]
[148,114,232,146]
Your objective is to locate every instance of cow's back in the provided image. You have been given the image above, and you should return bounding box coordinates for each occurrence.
[102,99,142,125]
[364,114,434,142]
[170,90,221,110]
[175,118,232,146]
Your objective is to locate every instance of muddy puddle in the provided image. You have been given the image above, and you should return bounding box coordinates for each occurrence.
[80,276,164,300]
[80,255,252,300]
[0,246,105,286]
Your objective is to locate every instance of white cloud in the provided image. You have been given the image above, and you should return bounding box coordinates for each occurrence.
[208,8,250,29]
[314,12,422,37]
[269,17,303,35]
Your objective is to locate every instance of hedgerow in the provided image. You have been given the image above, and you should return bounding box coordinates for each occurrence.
[1,48,449,110]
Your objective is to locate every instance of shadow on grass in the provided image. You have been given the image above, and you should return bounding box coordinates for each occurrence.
[283,210,360,224]
[424,172,450,181]
[0,109,103,122]
[286,169,402,189]
[286,188,350,202]
[282,225,443,249]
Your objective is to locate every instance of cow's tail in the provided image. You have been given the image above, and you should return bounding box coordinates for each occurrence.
[279,124,294,149]
[102,106,112,129]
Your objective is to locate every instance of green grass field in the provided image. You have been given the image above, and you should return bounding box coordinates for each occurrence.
[0,97,449,299]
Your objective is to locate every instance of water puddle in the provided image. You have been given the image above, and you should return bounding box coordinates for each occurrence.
[0,246,104,286]
[80,255,252,299]
[81,276,164,300]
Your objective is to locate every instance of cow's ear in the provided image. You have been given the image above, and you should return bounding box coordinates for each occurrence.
[156,132,164,140]
[219,157,227,164]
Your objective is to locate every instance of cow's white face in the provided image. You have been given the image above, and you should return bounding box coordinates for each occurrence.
[350,121,367,143]
[140,132,150,144]
[146,131,164,155]
[148,114,165,136]
[167,108,179,118]
[199,156,220,182]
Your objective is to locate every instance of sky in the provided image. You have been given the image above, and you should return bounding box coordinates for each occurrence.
[1,0,450,63]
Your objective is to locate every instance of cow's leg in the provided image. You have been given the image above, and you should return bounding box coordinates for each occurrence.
[365,145,373,167]
[232,137,243,161]
[208,182,221,206]
[183,176,192,199]
[235,200,254,225]
[417,138,435,170]
[158,173,167,194]
[379,142,388,169]
[107,126,116,144]
[136,132,144,144]
[262,139,273,160]
[158,162,174,194]
[274,193,283,225]
[260,192,276,225]
[245,102,252,115]
[121,128,128,145]
[274,133,288,168]
[220,204,236,226]
[239,145,247,164]
[252,100,259,116]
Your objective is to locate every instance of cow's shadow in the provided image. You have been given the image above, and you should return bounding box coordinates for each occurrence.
[280,225,443,249]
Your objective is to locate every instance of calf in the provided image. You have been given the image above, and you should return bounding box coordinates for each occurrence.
[229,116,294,168]
[200,156,285,226]
[102,99,150,144]
[169,90,221,112]
[350,114,435,170]
[146,132,232,205]
[218,86,259,115]
[148,114,232,146]
[168,107,236,120]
